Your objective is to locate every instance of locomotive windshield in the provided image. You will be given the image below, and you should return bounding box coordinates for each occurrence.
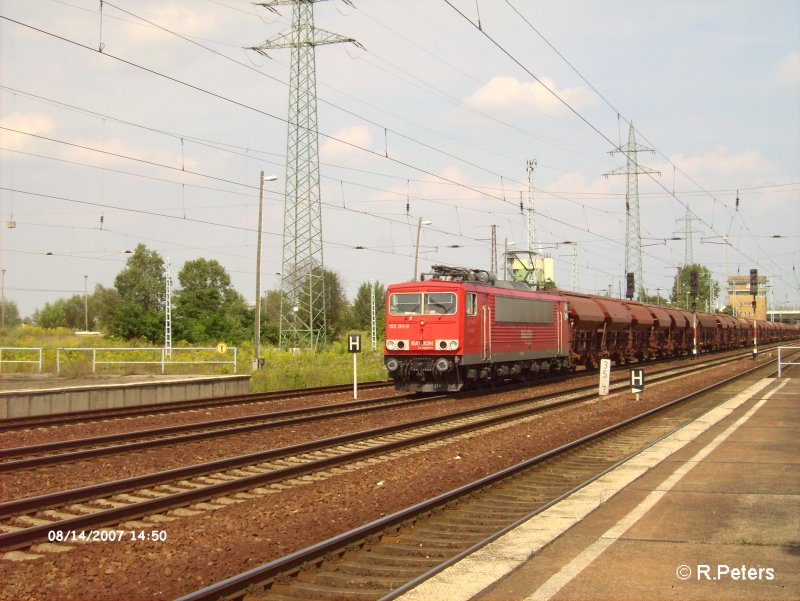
[389,292,457,315]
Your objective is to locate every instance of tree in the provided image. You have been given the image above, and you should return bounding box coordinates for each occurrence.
[346,281,386,333]
[107,244,165,342]
[638,290,670,306]
[33,301,67,329]
[670,263,720,311]
[173,258,251,344]
[259,289,286,346]
[321,267,348,338]
[91,284,119,331]
[35,296,86,330]
[1,299,22,328]
[31,286,113,331]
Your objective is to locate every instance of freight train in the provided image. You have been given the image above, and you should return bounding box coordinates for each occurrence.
[384,265,799,392]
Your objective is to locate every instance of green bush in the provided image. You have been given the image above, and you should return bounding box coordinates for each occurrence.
[0,326,388,390]
[249,334,387,392]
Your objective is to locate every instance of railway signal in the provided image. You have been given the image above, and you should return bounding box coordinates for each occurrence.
[625,272,635,300]
[749,268,758,359]
[689,270,698,297]
[348,334,362,399]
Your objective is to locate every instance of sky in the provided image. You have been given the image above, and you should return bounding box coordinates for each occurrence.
[1,0,798,320]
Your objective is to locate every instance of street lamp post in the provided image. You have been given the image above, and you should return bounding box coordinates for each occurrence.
[414,218,432,280]
[1,269,5,329]
[254,171,278,372]
[84,275,89,331]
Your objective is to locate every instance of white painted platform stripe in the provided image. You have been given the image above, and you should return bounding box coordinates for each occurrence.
[395,377,780,601]
[526,378,787,601]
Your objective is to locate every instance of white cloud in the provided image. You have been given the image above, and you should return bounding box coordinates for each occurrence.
[143,5,218,37]
[465,75,595,115]
[772,51,800,92]
[0,112,55,151]
[668,145,779,179]
[320,125,373,158]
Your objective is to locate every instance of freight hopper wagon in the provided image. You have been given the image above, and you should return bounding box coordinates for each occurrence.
[555,290,703,367]
[384,266,570,392]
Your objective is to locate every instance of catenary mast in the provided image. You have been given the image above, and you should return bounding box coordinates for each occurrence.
[250,0,356,350]
[606,123,657,299]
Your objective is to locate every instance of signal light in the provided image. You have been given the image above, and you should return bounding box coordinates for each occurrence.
[689,270,698,297]
[626,272,634,299]
[749,268,758,295]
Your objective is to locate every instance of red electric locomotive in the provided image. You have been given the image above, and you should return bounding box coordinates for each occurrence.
[385,265,800,392]
[385,266,570,392]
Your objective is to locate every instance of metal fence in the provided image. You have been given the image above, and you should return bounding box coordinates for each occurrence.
[0,347,43,373]
[56,347,238,375]
[777,346,800,378]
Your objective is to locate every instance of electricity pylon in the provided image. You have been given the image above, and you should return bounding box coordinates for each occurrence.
[526,159,537,253]
[606,122,658,300]
[675,207,702,266]
[250,1,357,350]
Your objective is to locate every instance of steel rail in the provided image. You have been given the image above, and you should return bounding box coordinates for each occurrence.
[177,357,786,601]
[0,350,771,552]
[0,380,392,431]
[1,348,747,474]
[0,391,427,470]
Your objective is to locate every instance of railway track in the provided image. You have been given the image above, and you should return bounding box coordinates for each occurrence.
[0,380,393,432]
[0,350,772,556]
[0,391,430,470]
[176,356,788,601]
[0,347,772,472]
[1,344,774,435]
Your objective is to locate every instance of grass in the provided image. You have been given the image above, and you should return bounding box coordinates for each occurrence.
[0,326,388,391]
[249,345,388,392]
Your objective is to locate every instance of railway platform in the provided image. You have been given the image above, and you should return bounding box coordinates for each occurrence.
[0,374,250,419]
[396,372,799,601]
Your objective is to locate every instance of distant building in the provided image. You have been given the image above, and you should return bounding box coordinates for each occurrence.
[508,254,554,287]
[727,275,767,320]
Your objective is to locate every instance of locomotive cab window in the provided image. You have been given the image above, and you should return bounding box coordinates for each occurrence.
[389,293,421,315]
[466,292,477,316]
[424,292,456,315]
[389,292,456,315]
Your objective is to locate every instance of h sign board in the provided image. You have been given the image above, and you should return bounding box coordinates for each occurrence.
[348,334,362,353]
[630,368,645,394]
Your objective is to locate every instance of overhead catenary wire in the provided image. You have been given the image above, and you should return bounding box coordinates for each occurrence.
[441,0,799,294]
[1,4,796,304]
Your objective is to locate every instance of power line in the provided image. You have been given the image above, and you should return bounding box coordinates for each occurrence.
[500,1,800,294]
[4,8,795,298]
[440,1,798,294]
[0,14,525,209]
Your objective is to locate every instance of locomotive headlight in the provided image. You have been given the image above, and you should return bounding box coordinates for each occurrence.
[435,358,450,372]
[386,340,396,350]
[449,340,459,350]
